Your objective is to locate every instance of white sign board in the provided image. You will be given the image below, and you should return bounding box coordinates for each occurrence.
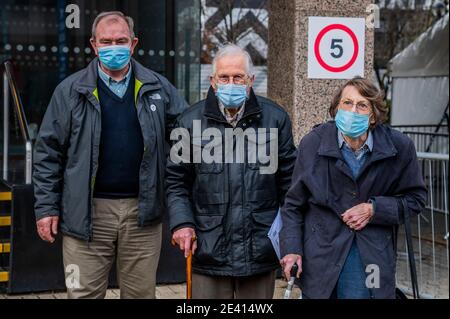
[308,17,366,79]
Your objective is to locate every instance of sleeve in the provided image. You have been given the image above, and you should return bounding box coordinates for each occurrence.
[33,86,71,221]
[162,78,189,143]
[369,140,427,226]
[276,111,297,205]
[279,138,311,257]
[165,118,196,233]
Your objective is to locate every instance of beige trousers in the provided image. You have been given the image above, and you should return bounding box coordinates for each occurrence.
[192,271,276,299]
[63,198,162,299]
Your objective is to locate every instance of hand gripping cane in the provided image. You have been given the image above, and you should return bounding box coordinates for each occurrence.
[283,263,299,299]
[172,236,196,299]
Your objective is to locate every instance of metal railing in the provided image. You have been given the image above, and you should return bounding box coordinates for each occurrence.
[2,60,32,184]
[393,125,449,154]
[396,152,449,299]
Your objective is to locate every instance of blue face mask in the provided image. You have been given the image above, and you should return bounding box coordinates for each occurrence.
[98,45,131,71]
[216,84,248,109]
[335,109,370,138]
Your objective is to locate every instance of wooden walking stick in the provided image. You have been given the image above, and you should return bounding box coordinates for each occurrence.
[172,236,196,299]
[186,249,193,299]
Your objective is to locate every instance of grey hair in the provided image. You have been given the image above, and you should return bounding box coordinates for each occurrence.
[91,11,135,39]
[211,44,254,76]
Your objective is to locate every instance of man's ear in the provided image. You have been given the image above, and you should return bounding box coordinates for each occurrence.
[130,37,139,56]
[210,76,217,91]
[90,38,98,56]
[248,75,255,87]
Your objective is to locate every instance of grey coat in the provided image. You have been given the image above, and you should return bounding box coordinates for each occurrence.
[280,122,427,299]
[33,58,188,241]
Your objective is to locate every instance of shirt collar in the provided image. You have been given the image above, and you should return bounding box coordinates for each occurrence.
[98,63,132,85]
[219,100,246,127]
[338,130,374,152]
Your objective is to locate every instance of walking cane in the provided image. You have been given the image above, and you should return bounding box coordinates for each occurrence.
[186,249,193,299]
[172,236,196,299]
[283,263,299,299]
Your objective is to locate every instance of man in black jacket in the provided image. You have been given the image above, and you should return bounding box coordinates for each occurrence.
[166,44,296,299]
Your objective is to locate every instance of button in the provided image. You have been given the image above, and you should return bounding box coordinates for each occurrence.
[150,104,157,112]
[242,123,247,127]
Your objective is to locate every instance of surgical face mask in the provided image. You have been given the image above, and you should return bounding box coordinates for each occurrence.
[335,109,370,139]
[98,45,131,71]
[216,84,248,109]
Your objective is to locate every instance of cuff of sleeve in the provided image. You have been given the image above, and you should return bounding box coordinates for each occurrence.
[171,222,196,234]
[35,210,60,221]
[280,236,304,258]
[368,196,400,225]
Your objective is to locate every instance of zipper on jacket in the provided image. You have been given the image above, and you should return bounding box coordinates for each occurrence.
[88,93,101,241]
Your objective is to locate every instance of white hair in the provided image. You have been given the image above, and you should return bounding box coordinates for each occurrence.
[91,11,135,39]
[211,44,254,76]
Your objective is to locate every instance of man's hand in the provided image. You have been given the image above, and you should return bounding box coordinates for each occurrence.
[36,216,59,243]
[280,254,302,280]
[341,203,374,231]
[172,227,197,258]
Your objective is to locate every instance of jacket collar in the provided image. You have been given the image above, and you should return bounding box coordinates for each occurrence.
[318,121,398,162]
[203,86,262,124]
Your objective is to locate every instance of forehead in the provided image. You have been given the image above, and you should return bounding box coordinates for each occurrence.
[341,85,368,101]
[215,54,247,74]
[95,16,130,38]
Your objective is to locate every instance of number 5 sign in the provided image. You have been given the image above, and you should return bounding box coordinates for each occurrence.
[308,17,366,79]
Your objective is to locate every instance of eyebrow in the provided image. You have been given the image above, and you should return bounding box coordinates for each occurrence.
[98,37,130,42]
[341,97,370,103]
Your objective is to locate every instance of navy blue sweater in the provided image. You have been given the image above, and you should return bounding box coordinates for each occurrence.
[93,74,144,199]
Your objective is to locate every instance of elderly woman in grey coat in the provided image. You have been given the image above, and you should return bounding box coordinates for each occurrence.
[280,77,427,299]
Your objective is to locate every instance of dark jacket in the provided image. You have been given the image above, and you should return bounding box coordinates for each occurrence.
[280,122,427,299]
[166,87,297,277]
[33,58,188,241]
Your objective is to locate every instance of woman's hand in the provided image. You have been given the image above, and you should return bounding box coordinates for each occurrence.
[341,203,374,231]
[280,254,302,280]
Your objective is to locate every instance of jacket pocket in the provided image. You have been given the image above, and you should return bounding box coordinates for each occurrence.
[194,215,226,266]
[251,209,278,263]
[195,192,229,216]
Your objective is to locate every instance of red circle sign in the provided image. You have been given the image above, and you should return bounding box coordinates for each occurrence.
[314,24,359,73]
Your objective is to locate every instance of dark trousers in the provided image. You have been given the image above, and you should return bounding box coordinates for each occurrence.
[192,271,276,299]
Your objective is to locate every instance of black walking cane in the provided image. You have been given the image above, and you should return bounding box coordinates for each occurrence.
[283,263,299,299]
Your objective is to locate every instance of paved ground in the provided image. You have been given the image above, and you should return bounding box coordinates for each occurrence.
[0,279,299,299]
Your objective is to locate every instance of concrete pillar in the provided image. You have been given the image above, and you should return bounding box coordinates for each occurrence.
[268,0,374,143]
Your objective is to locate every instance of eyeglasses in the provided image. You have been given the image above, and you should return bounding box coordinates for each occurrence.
[216,74,248,85]
[340,99,371,112]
